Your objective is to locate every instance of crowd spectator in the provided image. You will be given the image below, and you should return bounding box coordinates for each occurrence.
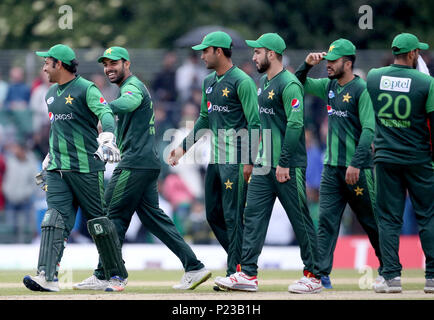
[175,52,208,103]
[0,70,8,108]
[152,51,178,103]
[2,141,38,242]
[0,152,5,222]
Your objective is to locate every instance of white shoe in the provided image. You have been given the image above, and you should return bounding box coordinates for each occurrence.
[214,272,258,292]
[73,275,109,290]
[105,276,128,292]
[373,276,402,293]
[424,279,434,293]
[288,276,323,294]
[173,268,212,290]
[372,275,385,288]
[23,271,60,292]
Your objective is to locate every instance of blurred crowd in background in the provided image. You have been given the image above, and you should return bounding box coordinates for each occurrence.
[0,49,430,245]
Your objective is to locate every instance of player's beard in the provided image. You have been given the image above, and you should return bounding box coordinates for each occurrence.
[327,64,345,80]
[257,56,271,73]
[108,64,126,84]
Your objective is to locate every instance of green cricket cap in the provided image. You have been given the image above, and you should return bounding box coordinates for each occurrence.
[35,44,76,66]
[98,46,130,63]
[245,33,286,55]
[192,31,232,50]
[323,39,356,61]
[391,33,429,55]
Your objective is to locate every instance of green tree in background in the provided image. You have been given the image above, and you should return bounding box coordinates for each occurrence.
[1,0,433,50]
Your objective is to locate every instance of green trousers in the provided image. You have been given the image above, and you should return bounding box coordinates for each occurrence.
[205,164,247,276]
[46,170,106,238]
[375,162,434,280]
[94,168,204,279]
[317,165,383,277]
[44,170,107,278]
[240,167,319,277]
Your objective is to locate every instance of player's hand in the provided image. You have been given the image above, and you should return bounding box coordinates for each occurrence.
[305,52,327,66]
[276,165,290,183]
[167,147,185,166]
[243,164,253,182]
[35,170,47,192]
[345,166,360,185]
[94,132,121,163]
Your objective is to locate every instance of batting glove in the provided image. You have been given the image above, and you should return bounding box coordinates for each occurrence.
[94,132,121,163]
[35,170,47,192]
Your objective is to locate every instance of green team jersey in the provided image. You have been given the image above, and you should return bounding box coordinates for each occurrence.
[296,62,375,168]
[257,69,307,168]
[182,65,261,164]
[45,75,115,173]
[109,75,160,169]
[366,64,434,165]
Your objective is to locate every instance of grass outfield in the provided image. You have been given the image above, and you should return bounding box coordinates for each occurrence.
[0,268,432,299]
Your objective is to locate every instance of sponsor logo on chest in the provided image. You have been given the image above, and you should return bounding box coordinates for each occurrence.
[327,105,348,118]
[380,75,412,92]
[207,101,230,113]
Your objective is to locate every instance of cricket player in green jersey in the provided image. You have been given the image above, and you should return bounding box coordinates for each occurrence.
[295,39,383,289]
[214,33,322,294]
[23,44,127,292]
[367,33,434,294]
[73,47,211,291]
[168,31,261,288]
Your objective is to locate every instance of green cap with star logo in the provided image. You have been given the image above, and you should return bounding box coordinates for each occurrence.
[323,39,356,61]
[97,46,130,63]
[245,33,286,54]
[192,31,233,50]
[391,33,429,55]
[35,44,76,66]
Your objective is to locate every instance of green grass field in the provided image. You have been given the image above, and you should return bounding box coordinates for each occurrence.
[0,268,430,299]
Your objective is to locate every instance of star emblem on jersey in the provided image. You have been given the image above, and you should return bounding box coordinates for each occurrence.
[222,87,230,97]
[268,89,275,100]
[328,45,335,52]
[224,179,233,190]
[342,93,352,103]
[354,186,364,196]
[65,94,74,105]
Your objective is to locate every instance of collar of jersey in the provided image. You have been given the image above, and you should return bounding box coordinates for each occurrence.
[56,76,79,96]
[264,68,286,90]
[335,75,359,94]
[390,64,413,69]
[215,65,236,83]
[120,74,135,88]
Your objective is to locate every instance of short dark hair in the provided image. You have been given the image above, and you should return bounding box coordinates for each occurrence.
[264,48,283,62]
[393,49,415,60]
[213,46,232,58]
[52,57,78,74]
[342,55,356,70]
